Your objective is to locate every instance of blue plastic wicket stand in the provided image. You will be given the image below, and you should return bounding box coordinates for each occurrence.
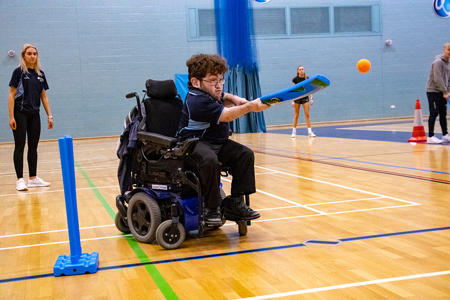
[54,135,99,277]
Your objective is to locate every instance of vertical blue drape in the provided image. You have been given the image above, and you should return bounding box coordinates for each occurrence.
[214,0,266,133]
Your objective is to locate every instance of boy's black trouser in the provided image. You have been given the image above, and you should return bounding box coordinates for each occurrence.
[188,139,255,210]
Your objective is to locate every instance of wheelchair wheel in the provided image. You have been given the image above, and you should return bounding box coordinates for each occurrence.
[156,220,186,250]
[127,192,161,243]
[115,212,130,234]
[237,220,247,236]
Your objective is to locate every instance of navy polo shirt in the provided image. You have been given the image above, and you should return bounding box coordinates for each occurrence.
[178,87,230,144]
[9,67,49,112]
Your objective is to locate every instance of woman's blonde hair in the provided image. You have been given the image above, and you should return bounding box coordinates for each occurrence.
[19,44,42,76]
[296,65,305,77]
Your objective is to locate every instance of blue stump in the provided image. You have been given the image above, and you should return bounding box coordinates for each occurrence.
[54,135,99,277]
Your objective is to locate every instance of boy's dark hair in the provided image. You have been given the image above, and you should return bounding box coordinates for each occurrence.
[186,54,228,83]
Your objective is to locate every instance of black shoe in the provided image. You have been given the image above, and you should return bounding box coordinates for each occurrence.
[204,208,223,226]
[223,196,260,221]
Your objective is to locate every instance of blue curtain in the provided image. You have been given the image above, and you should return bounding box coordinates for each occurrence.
[214,0,266,133]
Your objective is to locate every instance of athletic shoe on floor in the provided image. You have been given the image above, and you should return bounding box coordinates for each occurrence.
[28,177,50,187]
[308,131,317,137]
[291,128,296,138]
[442,134,450,143]
[427,136,442,144]
[16,178,28,191]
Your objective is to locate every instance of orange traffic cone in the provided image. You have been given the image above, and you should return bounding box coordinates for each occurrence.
[408,99,427,143]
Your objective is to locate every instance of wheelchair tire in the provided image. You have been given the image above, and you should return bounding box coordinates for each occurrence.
[127,192,161,243]
[156,220,186,250]
[237,220,247,236]
[115,212,130,234]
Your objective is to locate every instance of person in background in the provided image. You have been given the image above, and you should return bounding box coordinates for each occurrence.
[426,42,450,144]
[291,65,315,138]
[8,43,54,191]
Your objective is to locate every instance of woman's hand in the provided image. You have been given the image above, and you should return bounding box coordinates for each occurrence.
[48,116,54,129]
[9,118,16,130]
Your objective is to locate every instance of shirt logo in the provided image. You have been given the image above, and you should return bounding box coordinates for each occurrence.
[37,76,44,82]
[434,0,450,18]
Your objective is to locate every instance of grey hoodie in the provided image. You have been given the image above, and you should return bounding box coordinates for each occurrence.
[426,54,449,93]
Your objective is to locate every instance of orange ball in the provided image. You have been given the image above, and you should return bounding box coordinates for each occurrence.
[357,59,371,73]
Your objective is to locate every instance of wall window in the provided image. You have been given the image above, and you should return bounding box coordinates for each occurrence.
[334,6,372,33]
[198,9,216,37]
[188,3,380,40]
[291,7,330,34]
[253,8,286,35]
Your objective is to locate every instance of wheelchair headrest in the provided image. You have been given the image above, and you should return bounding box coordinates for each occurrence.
[145,79,178,99]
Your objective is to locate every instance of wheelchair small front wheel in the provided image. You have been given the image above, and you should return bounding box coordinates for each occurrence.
[237,220,247,236]
[115,212,130,234]
[156,220,186,250]
[127,192,161,243]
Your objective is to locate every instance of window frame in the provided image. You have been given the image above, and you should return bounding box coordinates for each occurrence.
[187,3,382,41]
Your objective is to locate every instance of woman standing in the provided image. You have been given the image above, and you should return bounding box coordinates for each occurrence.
[291,65,315,138]
[8,44,53,191]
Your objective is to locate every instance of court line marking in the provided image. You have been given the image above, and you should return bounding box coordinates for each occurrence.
[248,204,418,224]
[0,234,131,251]
[235,270,450,299]
[0,224,115,239]
[0,195,394,239]
[0,203,418,250]
[74,162,179,300]
[255,165,420,206]
[0,185,118,198]
[307,196,383,206]
[1,226,448,283]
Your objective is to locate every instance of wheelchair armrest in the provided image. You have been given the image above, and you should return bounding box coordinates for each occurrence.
[173,137,199,156]
[137,131,178,148]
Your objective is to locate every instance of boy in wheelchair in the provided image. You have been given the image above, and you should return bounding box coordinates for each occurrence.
[178,53,269,225]
[116,54,268,248]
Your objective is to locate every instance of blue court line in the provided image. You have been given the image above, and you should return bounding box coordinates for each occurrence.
[1,226,448,284]
[252,147,450,184]
[251,145,450,176]
[267,118,450,145]
[305,240,340,245]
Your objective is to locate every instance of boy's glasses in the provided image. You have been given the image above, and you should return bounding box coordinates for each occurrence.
[202,78,225,86]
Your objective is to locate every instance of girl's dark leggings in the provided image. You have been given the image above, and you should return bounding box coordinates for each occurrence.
[12,110,41,179]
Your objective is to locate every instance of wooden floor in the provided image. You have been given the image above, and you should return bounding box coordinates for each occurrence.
[0,120,449,299]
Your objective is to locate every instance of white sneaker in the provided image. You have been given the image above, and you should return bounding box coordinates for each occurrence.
[442,134,450,143]
[427,136,442,144]
[291,128,296,138]
[16,178,28,191]
[308,131,317,137]
[28,177,50,187]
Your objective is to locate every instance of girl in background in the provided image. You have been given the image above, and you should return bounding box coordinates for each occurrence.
[8,44,53,191]
[291,65,315,138]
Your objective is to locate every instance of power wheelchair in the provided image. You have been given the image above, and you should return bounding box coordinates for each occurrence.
[115,79,251,249]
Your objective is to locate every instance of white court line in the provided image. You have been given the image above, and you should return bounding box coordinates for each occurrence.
[0,203,419,250]
[221,177,326,214]
[307,196,383,206]
[250,204,418,224]
[256,205,298,212]
[0,234,132,251]
[0,185,118,198]
[0,166,420,249]
[0,164,117,176]
[236,270,450,299]
[255,165,420,206]
[0,224,115,239]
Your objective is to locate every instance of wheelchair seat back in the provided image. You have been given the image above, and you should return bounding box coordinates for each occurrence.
[144,79,183,138]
